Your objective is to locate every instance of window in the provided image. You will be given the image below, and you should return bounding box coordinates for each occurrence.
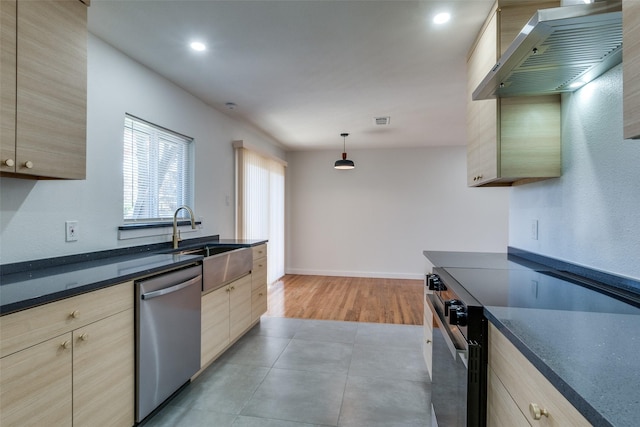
[235,144,286,284]
[123,115,194,221]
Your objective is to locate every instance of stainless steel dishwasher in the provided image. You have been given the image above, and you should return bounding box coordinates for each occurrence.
[135,264,202,423]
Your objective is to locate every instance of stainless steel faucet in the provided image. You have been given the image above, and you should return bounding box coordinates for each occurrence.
[173,205,196,249]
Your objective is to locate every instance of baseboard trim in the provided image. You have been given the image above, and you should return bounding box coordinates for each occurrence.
[284,268,423,281]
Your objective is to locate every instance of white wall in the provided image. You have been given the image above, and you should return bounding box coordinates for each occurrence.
[0,35,285,264]
[509,65,640,280]
[286,147,510,279]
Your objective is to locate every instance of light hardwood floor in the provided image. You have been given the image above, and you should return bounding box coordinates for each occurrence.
[266,274,424,325]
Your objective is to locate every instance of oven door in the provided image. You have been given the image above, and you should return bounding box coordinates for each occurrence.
[427,294,468,426]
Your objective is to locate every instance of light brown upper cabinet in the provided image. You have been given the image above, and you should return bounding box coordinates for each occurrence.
[467,1,561,187]
[0,0,87,179]
[623,0,640,140]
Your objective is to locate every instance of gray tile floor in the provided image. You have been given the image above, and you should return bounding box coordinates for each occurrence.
[143,317,433,427]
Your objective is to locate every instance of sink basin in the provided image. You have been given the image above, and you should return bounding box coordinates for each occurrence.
[166,244,253,292]
[202,247,253,293]
[174,246,238,257]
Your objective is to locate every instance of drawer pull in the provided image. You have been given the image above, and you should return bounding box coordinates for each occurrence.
[259,292,264,296]
[61,340,71,349]
[70,310,80,319]
[529,403,549,420]
[79,333,89,341]
[226,287,231,293]
[230,286,235,290]
[425,339,432,344]
[4,159,14,167]
[24,160,34,169]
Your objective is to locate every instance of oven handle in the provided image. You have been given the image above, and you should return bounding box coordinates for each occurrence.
[426,294,468,366]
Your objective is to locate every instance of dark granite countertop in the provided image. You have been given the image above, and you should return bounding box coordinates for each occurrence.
[424,250,640,427]
[0,236,268,315]
[485,307,640,427]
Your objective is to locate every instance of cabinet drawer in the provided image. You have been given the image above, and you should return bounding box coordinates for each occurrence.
[251,284,267,320]
[0,281,133,357]
[252,259,268,290]
[487,367,531,427]
[488,324,589,426]
[252,244,267,261]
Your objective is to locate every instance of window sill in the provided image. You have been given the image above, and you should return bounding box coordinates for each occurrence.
[118,220,202,240]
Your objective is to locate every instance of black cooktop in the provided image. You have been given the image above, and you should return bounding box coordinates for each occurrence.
[443,267,640,315]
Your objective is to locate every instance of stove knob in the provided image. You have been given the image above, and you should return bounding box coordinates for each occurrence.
[450,307,468,327]
[444,299,461,316]
[426,274,441,291]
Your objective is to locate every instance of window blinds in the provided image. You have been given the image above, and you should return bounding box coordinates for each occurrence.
[123,115,194,221]
[238,148,285,284]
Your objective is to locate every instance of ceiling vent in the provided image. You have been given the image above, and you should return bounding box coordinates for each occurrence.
[374,116,390,125]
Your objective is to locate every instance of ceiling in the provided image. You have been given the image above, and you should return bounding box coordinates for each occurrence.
[88,1,495,151]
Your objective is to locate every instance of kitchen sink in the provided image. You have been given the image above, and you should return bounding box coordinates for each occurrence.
[168,245,253,293]
[173,246,239,257]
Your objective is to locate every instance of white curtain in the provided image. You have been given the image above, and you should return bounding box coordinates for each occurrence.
[237,148,285,284]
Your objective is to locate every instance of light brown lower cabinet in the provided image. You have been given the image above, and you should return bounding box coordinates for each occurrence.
[229,274,252,340]
[200,273,253,368]
[73,309,134,427]
[0,282,134,427]
[251,244,268,323]
[487,324,590,426]
[201,285,231,366]
[0,335,73,426]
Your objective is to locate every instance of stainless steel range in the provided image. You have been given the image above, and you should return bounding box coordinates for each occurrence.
[426,270,486,427]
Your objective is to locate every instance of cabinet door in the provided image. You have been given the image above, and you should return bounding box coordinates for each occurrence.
[73,309,134,427]
[467,10,498,186]
[15,0,86,179]
[0,0,16,172]
[422,299,434,380]
[0,334,73,426]
[229,274,253,340]
[623,0,640,139]
[201,286,231,367]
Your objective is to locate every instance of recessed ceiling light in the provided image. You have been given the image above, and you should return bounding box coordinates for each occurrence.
[433,13,451,25]
[190,41,207,52]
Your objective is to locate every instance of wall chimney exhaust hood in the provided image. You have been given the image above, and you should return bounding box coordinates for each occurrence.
[473,0,622,100]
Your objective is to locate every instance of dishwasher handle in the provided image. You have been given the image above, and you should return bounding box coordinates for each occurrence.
[141,275,201,300]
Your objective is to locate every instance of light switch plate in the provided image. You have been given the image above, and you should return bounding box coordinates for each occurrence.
[66,220,78,242]
[531,219,539,240]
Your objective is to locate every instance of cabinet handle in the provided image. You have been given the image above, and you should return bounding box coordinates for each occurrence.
[230,286,235,290]
[24,160,34,169]
[79,333,89,341]
[226,287,231,293]
[425,339,432,344]
[529,403,549,420]
[259,292,264,296]
[61,340,71,349]
[4,159,14,167]
[258,264,264,268]
[70,310,80,319]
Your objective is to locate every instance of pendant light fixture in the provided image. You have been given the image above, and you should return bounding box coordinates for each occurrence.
[334,133,355,170]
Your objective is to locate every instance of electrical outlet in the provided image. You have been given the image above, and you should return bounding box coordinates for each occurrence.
[66,220,78,242]
[531,219,539,240]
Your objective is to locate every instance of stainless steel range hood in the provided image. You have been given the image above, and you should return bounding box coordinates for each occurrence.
[473,0,622,100]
